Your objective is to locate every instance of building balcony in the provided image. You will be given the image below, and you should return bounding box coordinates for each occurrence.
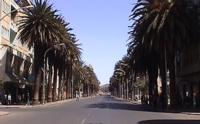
[5,48,33,83]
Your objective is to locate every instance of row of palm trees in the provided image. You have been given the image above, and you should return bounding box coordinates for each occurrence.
[110,0,199,109]
[18,0,99,105]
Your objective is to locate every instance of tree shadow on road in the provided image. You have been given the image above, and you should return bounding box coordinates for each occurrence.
[86,101,200,114]
[86,102,153,112]
[138,120,200,124]
[87,96,200,114]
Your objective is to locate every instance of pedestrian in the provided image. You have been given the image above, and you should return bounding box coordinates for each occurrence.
[8,94,11,105]
[27,92,30,106]
[76,90,79,101]
[4,94,7,105]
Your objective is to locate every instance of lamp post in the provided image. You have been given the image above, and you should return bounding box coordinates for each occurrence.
[41,43,65,104]
[0,5,33,21]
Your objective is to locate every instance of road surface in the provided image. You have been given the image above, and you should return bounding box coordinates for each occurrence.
[0,95,200,124]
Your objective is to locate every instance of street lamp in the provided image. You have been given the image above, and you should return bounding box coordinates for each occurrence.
[0,5,33,21]
[41,43,65,104]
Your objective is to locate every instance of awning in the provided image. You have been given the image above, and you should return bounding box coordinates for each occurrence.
[0,42,32,59]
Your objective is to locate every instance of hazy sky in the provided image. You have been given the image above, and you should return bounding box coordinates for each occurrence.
[50,0,133,85]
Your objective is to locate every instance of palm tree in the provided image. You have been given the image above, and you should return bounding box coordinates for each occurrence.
[81,65,99,96]
[18,0,65,104]
[50,35,81,101]
[129,0,195,108]
[72,61,85,96]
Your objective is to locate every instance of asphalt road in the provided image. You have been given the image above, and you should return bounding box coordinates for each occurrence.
[0,95,200,124]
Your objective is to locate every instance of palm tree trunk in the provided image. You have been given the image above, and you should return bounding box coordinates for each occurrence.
[65,79,69,99]
[148,67,158,106]
[71,75,74,98]
[123,83,126,99]
[33,69,42,105]
[58,72,62,101]
[168,54,177,108]
[148,77,153,105]
[160,46,168,109]
[61,73,65,100]
[68,67,72,98]
[52,65,58,102]
[121,78,123,98]
[126,79,129,100]
[41,59,47,104]
[32,47,43,105]
[117,83,119,97]
[47,65,53,102]
[87,84,89,97]
[68,79,71,98]
[67,72,71,99]
[65,69,69,99]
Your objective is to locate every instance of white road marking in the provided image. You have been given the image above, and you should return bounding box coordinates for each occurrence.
[81,111,92,124]
[81,118,86,124]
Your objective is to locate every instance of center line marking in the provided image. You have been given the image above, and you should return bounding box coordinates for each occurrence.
[81,118,86,124]
[81,110,93,124]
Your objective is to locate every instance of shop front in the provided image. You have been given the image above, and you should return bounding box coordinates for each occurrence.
[2,47,33,105]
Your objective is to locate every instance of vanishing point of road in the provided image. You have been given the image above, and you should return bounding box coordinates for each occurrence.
[0,95,200,124]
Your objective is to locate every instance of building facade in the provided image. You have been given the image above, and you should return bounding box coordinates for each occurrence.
[0,0,33,105]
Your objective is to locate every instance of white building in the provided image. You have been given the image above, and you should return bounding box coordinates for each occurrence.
[0,0,33,104]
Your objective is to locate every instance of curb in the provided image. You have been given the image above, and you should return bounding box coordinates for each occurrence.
[30,97,92,108]
[181,112,200,115]
[30,98,75,108]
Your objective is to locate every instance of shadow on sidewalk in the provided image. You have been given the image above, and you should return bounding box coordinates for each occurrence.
[138,120,200,124]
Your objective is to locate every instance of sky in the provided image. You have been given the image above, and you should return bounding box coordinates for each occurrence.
[50,0,134,85]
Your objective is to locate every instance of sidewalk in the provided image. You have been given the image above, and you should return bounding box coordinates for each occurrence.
[112,96,200,118]
[0,97,91,109]
[112,96,141,104]
[0,97,92,117]
[0,112,9,116]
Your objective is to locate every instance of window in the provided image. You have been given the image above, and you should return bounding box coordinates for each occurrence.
[10,29,17,43]
[3,0,10,14]
[1,26,10,40]
[5,49,14,74]
[13,55,22,76]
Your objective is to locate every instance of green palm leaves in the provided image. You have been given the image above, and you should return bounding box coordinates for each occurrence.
[18,0,99,104]
[111,0,197,109]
